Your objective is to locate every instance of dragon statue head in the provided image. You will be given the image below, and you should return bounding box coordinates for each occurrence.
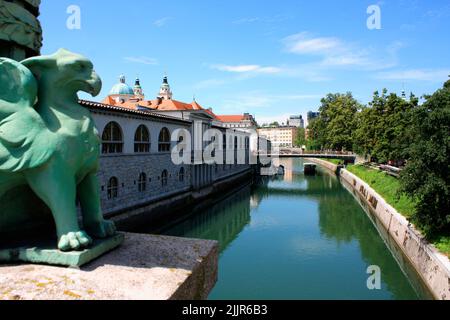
[22,48,102,100]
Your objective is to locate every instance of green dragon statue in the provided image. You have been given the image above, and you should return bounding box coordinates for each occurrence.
[0,49,116,251]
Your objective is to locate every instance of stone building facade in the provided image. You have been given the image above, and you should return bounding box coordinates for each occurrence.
[78,75,256,218]
[80,100,253,217]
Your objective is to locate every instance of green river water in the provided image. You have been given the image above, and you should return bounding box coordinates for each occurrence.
[160,158,428,300]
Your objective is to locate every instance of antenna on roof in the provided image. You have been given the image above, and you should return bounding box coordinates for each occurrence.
[193,94,196,102]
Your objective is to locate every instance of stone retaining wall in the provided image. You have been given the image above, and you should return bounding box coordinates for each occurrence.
[307,158,450,300]
[111,168,253,233]
[304,158,341,174]
[339,169,450,300]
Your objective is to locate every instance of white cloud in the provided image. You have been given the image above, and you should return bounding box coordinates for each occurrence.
[211,63,333,82]
[321,54,368,67]
[153,17,171,27]
[219,92,322,112]
[375,69,450,82]
[124,56,158,65]
[209,35,404,83]
[232,17,260,24]
[283,32,402,71]
[283,32,342,55]
[232,15,292,25]
[212,64,282,74]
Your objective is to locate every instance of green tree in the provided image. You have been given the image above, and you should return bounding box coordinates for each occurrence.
[399,79,450,234]
[353,106,377,157]
[309,93,361,151]
[353,90,417,163]
[294,128,306,147]
[306,117,326,150]
[269,121,280,127]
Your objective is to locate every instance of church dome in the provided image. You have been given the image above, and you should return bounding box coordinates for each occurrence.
[109,75,134,95]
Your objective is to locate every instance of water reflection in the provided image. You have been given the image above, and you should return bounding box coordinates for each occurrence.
[162,187,253,251]
[160,158,423,300]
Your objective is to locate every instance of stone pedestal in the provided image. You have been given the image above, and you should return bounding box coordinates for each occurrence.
[0,234,124,267]
[0,233,219,300]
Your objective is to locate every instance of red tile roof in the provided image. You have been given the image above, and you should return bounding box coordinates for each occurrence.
[216,115,246,122]
[151,99,195,111]
[79,100,191,124]
[100,95,219,119]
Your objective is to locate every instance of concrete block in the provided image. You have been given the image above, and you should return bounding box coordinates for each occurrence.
[0,233,218,300]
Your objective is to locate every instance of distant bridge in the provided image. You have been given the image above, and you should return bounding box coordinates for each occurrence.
[261,148,357,162]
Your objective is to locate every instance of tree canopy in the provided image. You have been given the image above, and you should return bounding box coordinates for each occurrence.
[306,92,361,151]
[353,89,418,163]
[294,128,306,147]
[303,79,450,233]
[399,81,450,234]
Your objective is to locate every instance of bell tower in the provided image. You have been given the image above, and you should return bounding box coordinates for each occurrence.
[134,76,144,99]
[158,75,173,100]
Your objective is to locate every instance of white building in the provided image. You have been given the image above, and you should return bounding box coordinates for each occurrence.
[257,126,298,148]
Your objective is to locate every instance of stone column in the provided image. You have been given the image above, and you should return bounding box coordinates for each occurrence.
[0,0,42,61]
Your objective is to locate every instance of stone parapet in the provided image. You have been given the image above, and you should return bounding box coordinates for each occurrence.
[0,232,218,300]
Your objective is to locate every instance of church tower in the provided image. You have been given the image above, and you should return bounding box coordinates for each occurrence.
[134,77,144,99]
[158,75,173,100]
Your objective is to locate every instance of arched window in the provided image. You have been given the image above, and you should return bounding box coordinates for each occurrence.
[161,170,168,187]
[102,122,123,154]
[138,172,146,192]
[179,167,185,182]
[107,177,118,199]
[158,128,171,152]
[134,125,150,153]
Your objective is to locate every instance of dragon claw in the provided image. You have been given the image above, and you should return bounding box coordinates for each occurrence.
[58,231,92,251]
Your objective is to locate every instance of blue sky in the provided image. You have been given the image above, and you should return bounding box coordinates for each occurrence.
[40,0,450,125]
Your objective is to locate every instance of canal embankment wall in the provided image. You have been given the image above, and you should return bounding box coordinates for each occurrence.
[109,167,254,233]
[304,158,341,175]
[307,157,450,300]
[339,169,450,300]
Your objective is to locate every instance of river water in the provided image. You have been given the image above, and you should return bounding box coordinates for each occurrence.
[160,158,426,300]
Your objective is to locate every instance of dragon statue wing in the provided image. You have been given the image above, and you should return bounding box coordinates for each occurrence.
[0,57,54,172]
